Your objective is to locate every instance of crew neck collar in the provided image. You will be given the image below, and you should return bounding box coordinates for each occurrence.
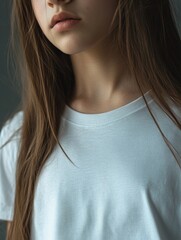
[62,90,154,127]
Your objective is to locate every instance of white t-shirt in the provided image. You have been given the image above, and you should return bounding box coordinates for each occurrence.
[0,90,181,240]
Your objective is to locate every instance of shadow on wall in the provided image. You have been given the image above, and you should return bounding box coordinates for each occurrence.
[171,0,181,36]
[0,222,6,240]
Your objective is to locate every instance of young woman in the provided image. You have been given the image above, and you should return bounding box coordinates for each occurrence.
[0,0,181,239]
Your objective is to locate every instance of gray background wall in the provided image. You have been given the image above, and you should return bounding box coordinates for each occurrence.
[0,0,21,129]
[0,0,180,239]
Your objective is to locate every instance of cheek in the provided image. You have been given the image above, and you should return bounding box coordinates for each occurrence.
[31,0,41,16]
[31,0,47,29]
[86,0,117,26]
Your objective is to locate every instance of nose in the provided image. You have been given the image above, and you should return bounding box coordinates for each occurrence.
[48,0,72,8]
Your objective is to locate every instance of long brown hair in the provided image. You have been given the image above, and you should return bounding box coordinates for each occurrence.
[1,0,181,239]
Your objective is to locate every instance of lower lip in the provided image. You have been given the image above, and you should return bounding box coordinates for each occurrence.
[53,19,81,32]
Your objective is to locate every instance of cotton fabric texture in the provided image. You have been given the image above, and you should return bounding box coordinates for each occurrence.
[0,90,181,240]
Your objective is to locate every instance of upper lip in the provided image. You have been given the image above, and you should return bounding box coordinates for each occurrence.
[50,11,81,28]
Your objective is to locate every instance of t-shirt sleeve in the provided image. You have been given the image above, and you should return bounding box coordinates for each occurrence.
[0,111,23,221]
